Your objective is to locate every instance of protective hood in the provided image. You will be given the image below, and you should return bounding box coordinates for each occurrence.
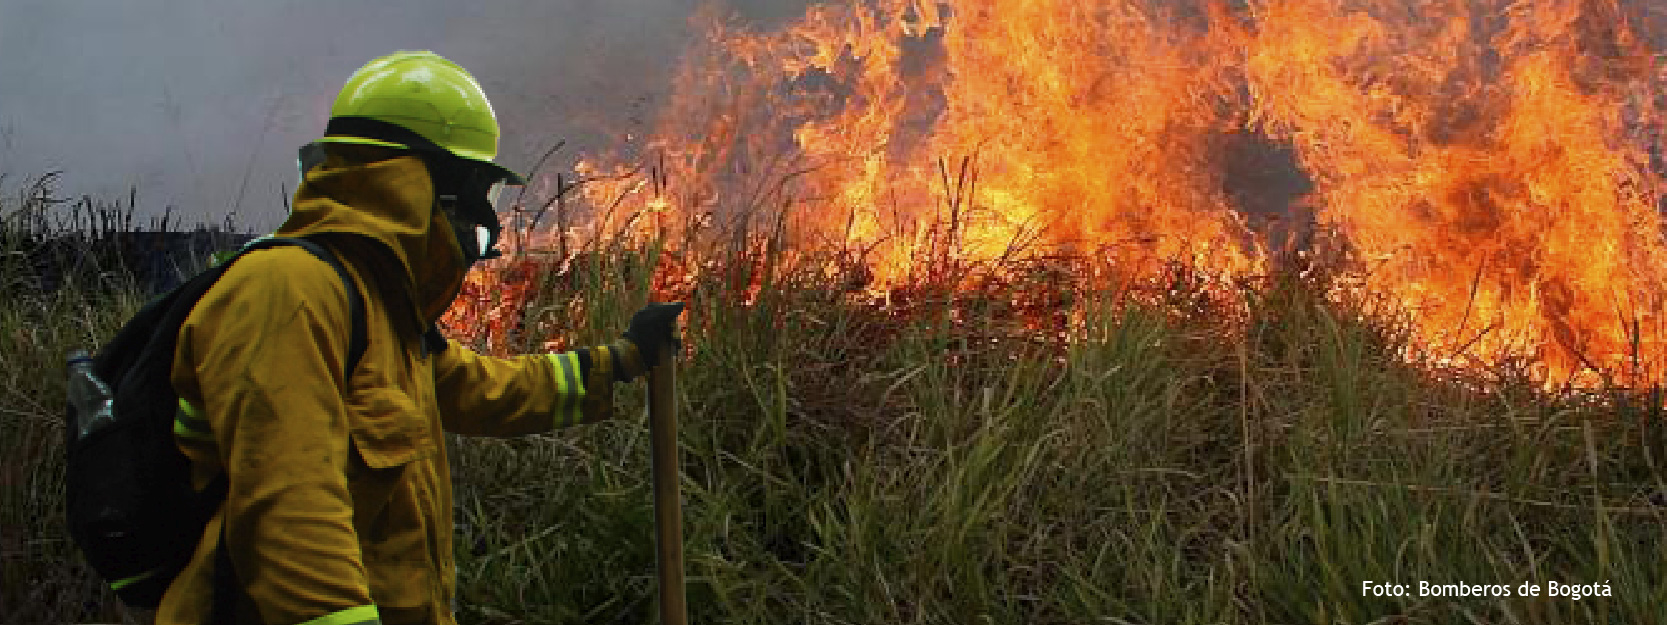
[275,152,467,328]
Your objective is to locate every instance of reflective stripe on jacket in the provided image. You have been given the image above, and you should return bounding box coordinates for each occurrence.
[154,152,637,625]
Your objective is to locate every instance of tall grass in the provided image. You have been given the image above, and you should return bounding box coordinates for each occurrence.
[2,174,158,624]
[3,170,1666,625]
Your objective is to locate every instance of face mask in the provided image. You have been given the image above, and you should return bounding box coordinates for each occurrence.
[432,159,510,266]
[440,202,500,265]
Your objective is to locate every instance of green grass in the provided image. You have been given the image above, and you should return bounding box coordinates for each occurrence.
[4,173,1667,624]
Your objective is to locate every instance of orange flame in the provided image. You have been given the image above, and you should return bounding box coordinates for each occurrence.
[582,1,1266,288]
[1247,0,1667,386]
[454,0,1667,387]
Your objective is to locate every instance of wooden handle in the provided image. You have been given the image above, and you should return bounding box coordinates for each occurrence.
[648,348,688,625]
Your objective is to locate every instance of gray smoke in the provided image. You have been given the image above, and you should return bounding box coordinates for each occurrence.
[0,0,811,234]
[5,0,1656,235]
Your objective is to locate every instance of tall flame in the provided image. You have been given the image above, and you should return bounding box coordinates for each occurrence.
[1247,0,1667,385]
[466,0,1667,388]
[577,1,1266,287]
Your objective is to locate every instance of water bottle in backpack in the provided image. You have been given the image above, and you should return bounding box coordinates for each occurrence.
[67,349,118,439]
[63,237,370,608]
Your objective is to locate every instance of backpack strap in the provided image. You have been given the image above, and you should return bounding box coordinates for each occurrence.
[240,237,369,375]
[206,236,368,625]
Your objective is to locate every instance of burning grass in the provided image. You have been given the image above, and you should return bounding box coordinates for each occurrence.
[2,170,1667,623]
[419,173,1667,623]
[570,0,1667,391]
[9,0,1667,619]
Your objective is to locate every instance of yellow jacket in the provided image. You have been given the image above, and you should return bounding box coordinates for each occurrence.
[154,153,641,625]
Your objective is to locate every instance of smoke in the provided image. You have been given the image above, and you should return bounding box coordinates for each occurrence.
[0,0,811,233]
[5,0,1653,234]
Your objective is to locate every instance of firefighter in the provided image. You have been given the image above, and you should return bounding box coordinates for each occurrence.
[153,51,683,625]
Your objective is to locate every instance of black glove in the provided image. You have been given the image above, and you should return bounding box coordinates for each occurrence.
[622,302,686,366]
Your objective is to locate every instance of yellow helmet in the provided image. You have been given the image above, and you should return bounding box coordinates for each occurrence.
[319,51,524,184]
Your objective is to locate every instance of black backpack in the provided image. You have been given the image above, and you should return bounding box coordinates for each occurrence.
[64,236,367,609]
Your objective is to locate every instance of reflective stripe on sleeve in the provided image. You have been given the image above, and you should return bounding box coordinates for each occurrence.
[297,604,380,625]
[110,564,168,590]
[174,399,213,441]
[546,351,585,427]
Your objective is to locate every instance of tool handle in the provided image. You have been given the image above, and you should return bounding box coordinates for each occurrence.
[648,348,688,625]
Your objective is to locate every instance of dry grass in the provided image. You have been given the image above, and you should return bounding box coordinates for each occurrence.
[3,171,1666,624]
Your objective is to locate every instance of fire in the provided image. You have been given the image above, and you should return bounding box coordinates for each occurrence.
[582,0,1266,288]
[1246,0,1667,386]
[450,0,1667,389]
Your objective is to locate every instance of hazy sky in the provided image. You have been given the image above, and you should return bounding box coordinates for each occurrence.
[0,0,809,233]
[6,0,1660,235]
